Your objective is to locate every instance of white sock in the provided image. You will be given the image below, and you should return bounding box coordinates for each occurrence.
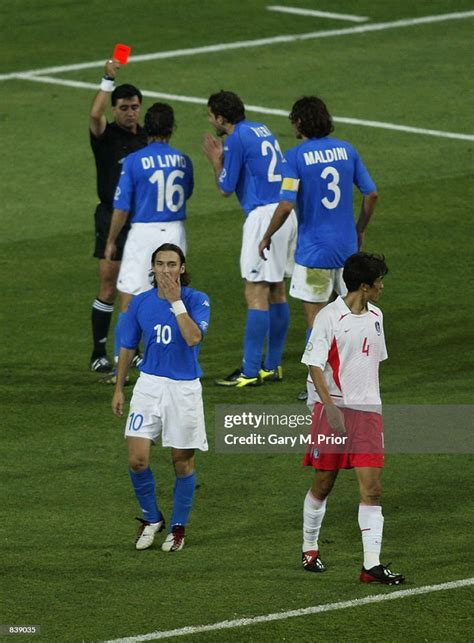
[303,490,327,551]
[358,504,384,569]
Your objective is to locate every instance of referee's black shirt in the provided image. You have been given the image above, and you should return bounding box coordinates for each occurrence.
[90,122,148,211]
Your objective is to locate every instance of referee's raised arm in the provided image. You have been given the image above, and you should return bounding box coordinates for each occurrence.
[89,58,120,138]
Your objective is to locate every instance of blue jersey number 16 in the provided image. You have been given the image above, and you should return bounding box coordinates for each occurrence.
[149,170,185,212]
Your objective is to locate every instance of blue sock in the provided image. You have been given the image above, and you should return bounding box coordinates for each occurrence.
[171,471,196,527]
[264,302,290,370]
[242,309,269,377]
[129,467,161,523]
[114,311,127,364]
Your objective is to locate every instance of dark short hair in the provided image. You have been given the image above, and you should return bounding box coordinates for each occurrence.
[289,96,334,138]
[111,84,143,106]
[208,90,245,124]
[343,252,388,292]
[144,102,175,138]
[150,243,190,287]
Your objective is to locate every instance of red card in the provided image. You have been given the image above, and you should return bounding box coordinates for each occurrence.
[112,44,131,64]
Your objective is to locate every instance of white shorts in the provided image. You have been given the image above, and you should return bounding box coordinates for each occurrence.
[290,263,347,302]
[240,204,297,282]
[124,373,208,451]
[118,221,187,295]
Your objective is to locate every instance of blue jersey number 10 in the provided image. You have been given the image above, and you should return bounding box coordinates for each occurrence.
[154,323,172,344]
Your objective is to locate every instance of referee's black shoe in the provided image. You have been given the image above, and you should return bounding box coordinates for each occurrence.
[90,355,113,373]
[99,370,130,386]
[360,563,405,585]
[131,352,143,369]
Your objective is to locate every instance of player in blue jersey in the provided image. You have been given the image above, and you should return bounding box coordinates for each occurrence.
[104,102,194,382]
[111,243,210,551]
[258,96,378,399]
[203,90,297,388]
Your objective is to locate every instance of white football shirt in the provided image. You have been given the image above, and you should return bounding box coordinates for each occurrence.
[301,296,387,411]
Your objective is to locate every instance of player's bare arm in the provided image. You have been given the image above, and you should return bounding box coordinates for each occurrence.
[356,191,378,250]
[105,208,129,260]
[258,200,293,259]
[309,365,346,434]
[202,134,230,197]
[157,273,202,347]
[112,347,135,416]
[89,58,121,138]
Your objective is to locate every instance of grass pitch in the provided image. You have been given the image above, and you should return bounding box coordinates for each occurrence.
[1,1,473,641]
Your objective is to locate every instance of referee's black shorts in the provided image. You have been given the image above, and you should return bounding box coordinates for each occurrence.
[93,203,130,261]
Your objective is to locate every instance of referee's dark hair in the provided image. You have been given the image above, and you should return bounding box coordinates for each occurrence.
[144,102,175,139]
[343,252,388,292]
[208,90,245,124]
[150,243,191,287]
[111,84,143,106]
[289,96,334,139]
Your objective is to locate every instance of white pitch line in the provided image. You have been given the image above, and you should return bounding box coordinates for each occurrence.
[328,117,474,142]
[15,75,209,106]
[0,10,473,81]
[104,577,474,642]
[267,5,369,22]
[15,74,474,142]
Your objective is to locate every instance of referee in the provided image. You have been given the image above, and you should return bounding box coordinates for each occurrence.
[89,56,147,373]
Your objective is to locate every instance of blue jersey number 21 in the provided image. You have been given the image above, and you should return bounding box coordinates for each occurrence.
[261,141,283,183]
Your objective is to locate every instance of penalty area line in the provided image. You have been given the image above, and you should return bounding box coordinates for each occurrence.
[0,10,473,80]
[267,6,369,23]
[13,74,474,142]
[103,577,474,642]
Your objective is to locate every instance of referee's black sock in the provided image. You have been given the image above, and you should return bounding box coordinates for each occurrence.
[91,298,114,359]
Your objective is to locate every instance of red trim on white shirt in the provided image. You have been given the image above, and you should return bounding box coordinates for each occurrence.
[327,337,342,391]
